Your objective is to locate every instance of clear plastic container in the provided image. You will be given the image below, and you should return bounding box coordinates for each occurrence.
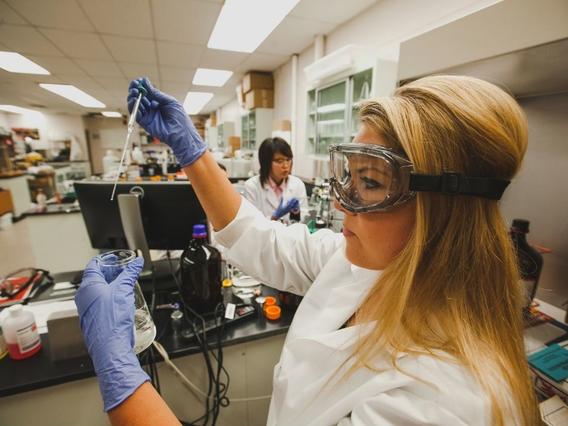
[97,250,156,353]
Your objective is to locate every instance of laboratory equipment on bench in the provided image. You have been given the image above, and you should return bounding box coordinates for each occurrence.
[111,84,147,201]
[510,219,543,309]
[97,250,156,353]
[180,224,222,314]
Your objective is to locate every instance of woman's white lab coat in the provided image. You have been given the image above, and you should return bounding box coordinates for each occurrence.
[214,199,493,425]
[243,175,307,219]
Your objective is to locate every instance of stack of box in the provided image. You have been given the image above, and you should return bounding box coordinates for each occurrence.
[243,72,274,110]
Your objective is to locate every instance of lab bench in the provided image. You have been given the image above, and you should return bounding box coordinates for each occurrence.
[0,271,292,426]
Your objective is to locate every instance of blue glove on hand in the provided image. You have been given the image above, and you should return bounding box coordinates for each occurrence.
[272,197,300,220]
[75,256,149,412]
[127,77,206,167]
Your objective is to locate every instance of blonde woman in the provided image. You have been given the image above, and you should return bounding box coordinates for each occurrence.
[76,75,539,425]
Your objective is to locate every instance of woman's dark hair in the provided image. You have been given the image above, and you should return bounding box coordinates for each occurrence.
[258,137,293,188]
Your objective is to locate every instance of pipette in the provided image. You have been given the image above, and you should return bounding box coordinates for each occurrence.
[110,85,147,201]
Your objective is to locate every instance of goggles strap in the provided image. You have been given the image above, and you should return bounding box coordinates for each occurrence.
[409,172,510,200]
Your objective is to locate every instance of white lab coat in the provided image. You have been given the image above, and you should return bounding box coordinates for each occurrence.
[214,199,493,425]
[243,175,307,220]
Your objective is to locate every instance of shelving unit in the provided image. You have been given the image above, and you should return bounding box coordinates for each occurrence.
[307,68,374,156]
[217,122,235,150]
[241,108,273,152]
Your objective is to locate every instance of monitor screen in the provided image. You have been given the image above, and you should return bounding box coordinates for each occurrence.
[75,181,207,250]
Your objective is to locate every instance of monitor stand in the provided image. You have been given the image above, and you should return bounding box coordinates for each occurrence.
[117,193,153,278]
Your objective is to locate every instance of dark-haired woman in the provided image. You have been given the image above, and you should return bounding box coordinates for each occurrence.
[243,137,307,221]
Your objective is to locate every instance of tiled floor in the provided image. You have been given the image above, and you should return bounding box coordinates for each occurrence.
[0,218,37,277]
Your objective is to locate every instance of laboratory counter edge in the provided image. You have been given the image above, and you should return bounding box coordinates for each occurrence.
[0,271,294,398]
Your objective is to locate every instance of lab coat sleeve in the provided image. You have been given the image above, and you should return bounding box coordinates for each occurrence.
[337,388,471,426]
[242,178,258,206]
[214,197,344,295]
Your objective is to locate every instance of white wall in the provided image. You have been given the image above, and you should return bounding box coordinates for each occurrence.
[271,0,501,179]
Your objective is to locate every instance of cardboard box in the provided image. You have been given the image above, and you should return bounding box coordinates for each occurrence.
[245,89,274,110]
[209,113,217,127]
[273,119,291,131]
[0,190,14,216]
[242,72,273,94]
[228,136,241,156]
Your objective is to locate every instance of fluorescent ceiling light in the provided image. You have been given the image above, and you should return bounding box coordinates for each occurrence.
[208,0,301,53]
[193,68,233,87]
[0,52,50,75]
[0,105,40,114]
[39,84,106,108]
[183,92,214,115]
[102,111,122,118]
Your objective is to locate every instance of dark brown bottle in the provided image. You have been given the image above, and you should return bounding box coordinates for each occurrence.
[180,224,222,314]
[510,219,543,309]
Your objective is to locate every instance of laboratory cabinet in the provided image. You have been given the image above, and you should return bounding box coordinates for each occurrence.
[241,108,274,152]
[307,68,373,156]
[216,122,235,150]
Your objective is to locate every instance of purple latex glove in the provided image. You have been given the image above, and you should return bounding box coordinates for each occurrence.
[127,77,206,167]
[272,197,300,220]
[75,256,149,411]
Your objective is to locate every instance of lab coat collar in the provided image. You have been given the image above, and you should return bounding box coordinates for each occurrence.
[286,250,381,342]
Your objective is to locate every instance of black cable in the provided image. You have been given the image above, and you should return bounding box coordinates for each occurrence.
[166,250,232,426]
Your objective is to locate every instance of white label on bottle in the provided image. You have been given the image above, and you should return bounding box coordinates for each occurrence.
[225,303,236,320]
[16,323,41,353]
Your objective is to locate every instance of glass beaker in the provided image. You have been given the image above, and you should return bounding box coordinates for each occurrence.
[96,250,156,353]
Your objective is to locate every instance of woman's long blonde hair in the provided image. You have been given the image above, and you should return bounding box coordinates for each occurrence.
[353,75,539,425]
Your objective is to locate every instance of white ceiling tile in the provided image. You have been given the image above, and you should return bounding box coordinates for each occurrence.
[0,25,62,55]
[238,53,289,73]
[199,49,249,70]
[157,41,203,68]
[160,66,194,83]
[118,62,159,81]
[151,0,221,44]
[6,0,94,31]
[290,0,377,24]
[257,16,335,56]
[56,75,104,91]
[75,59,124,78]
[0,1,27,24]
[94,77,129,92]
[28,56,88,76]
[78,0,153,38]
[102,35,157,64]
[159,82,191,101]
[41,29,113,60]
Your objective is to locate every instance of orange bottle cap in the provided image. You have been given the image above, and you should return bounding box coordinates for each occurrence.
[265,305,281,321]
[264,296,277,307]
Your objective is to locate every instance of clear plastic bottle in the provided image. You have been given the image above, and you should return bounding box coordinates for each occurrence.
[180,224,222,314]
[97,250,156,353]
[510,219,543,309]
[2,305,42,360]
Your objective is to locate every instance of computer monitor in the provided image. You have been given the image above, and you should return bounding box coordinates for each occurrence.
[74,181,207,250]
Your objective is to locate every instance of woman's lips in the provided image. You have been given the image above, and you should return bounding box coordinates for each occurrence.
[342,226,355,237]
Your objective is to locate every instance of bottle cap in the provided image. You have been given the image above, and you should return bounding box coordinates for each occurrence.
[265,305,281,321]
[263,296,277,309]
[512,219,530,233]
[192,224,208,238]
[222,279,233,288]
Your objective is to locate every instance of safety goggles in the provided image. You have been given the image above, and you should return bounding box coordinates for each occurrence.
[329,143,510,213]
